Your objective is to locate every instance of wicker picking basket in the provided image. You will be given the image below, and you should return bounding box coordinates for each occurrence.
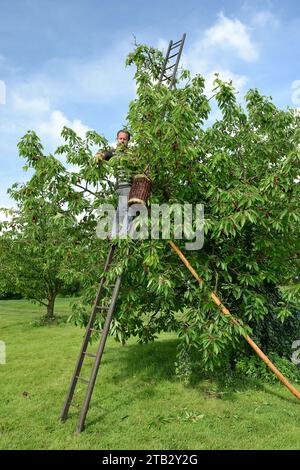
[128,174,152,206]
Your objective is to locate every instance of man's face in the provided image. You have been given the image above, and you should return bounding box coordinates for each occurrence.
[117,132,129,147]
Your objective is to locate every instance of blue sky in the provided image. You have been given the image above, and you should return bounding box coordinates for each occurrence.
[0,0,300,211]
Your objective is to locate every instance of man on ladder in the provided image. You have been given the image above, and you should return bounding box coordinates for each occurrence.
[95,129,134,239]
[61,34,187,433]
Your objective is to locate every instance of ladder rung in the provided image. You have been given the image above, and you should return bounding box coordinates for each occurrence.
[165,64,176,71]
[90,328,103,333]
[76,376,89,385]
[170,42,182,50]
[84,352,96,358]
[96,305,109,310]
[168,52,179,60]
[172,39,183,46]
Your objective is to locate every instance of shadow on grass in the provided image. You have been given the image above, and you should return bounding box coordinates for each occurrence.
[259,384,300,405]
[82,338,300,432]
[29,314,70,327]
[110,337,180,383]
[190,362,300,405]
[105,336,300,406]
[61,332,300,433]
[105,337,260,397]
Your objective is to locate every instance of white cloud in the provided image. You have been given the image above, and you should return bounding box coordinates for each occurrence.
[291,80,300,106]
[181,50,209,77]
[12,93,50,113]
[3,81,91,148]
[202,12,259,62]
[0,37,136,209]
[252,10,280,29]
[0,79,6,105]
[157,38,169,55]
[0,53,22,76]
[15,40,135,107]
[0,209,12,222]
[36,110,89,147]
[0,39,133,207]
[204,68,248,96]
[181,12,252,97]
[0,183,16,211]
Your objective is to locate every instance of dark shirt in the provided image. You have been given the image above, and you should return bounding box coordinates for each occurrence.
[103,148,115,161]
[100,146,131,185]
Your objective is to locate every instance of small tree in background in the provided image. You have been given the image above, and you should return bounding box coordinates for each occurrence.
[0,131,110,321]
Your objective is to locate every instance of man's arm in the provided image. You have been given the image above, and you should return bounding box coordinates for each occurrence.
[95,148,115,163]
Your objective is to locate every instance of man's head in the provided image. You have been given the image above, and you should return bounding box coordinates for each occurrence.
[117,129,130,147]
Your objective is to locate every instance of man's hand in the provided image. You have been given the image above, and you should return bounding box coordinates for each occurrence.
[95,148,115,163]
[95,151,105,163]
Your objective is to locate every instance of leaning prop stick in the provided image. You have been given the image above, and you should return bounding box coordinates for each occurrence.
[168,240,300,402]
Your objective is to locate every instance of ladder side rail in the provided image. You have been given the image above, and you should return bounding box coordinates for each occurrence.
[60,245,116,421]
[158,40,173,84]
[76,273,124,432]
[169,33,186,90]
[170,38,183,48]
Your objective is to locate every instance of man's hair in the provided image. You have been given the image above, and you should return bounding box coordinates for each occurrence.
[117,129,131,141]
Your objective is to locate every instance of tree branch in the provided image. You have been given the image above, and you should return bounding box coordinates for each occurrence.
[74,182,97,197]
[32,297,48,307]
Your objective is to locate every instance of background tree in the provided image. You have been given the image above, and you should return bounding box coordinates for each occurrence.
[0,131,110,321]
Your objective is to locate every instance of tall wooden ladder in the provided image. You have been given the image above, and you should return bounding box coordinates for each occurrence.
[159,33,186,89]
[60,242,128,432]
[60,34,187,433]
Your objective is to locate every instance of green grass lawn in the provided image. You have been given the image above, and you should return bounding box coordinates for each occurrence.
[0,298,300,450]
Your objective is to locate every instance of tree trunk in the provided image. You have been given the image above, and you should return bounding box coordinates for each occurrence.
[46,292,57,320]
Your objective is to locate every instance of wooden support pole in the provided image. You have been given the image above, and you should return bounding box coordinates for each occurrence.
[168,240,300,402]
